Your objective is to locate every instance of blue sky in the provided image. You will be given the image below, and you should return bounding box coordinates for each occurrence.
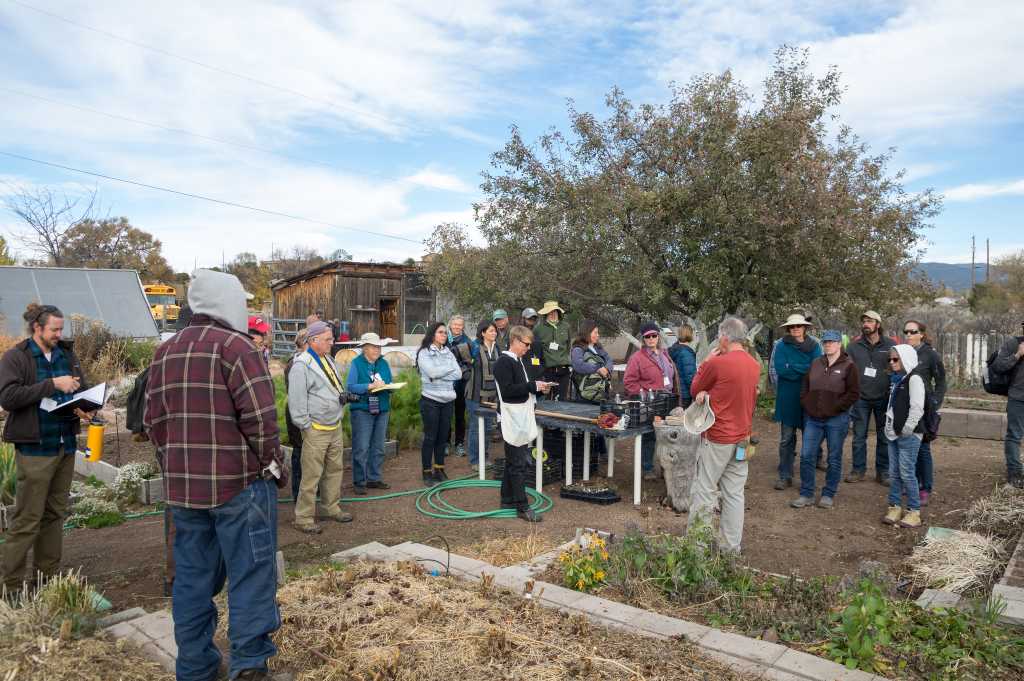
[2,0,1022,271]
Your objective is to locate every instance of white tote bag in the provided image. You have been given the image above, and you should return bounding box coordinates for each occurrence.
[494,359,540,447]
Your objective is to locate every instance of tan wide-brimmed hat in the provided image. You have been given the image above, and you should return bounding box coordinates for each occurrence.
[682,399,716,435]
[780,313,811,328]
[537,300,565,315]
[356,332,394,347]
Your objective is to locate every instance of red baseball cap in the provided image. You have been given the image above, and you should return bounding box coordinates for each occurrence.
[248,315,270,335]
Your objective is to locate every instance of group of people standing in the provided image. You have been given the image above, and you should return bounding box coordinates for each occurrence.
[771,311,947,527]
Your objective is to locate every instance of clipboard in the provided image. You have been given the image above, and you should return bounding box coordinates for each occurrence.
[40,383,107,417]
[369,382,407,393]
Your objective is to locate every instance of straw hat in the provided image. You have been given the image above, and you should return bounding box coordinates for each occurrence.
[780,313,811,328]
[537,300,565,315]
[682,399,716,435]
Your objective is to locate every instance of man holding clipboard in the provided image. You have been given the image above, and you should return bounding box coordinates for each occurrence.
[0,303,94,596]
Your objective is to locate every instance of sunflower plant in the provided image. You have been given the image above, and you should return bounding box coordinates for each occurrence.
[559,533,610,592]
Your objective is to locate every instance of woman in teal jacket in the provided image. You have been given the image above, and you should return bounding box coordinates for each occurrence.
[772,315,822,489]
[346,333,394,494]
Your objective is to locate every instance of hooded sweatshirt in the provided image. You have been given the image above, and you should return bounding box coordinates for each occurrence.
[885,344,926,441]
[187,269,249,334]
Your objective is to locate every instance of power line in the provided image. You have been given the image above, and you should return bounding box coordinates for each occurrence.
[9,0,405,133]
[0,85,404,182]
[0,150,426,246]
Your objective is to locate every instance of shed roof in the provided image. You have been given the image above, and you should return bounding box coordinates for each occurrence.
[0,266,159,338]
[271,260,420,290]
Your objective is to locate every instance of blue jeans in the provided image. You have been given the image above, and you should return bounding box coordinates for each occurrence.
[852,398,889,475]
[799,413,849,499]
[1006,398,1024,479]
[170,479,280,681]
[466,399,495,465]
[887,435,922,510]
[777,424,800,481]
[350,409,389,487]
[915,437,933,492]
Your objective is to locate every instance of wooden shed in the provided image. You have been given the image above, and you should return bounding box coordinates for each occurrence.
[270,261,436,354]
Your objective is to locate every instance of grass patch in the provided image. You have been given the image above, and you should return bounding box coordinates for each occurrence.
[459,533,558,568]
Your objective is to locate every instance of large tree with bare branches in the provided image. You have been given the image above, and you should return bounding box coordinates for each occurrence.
[3,185,97,266]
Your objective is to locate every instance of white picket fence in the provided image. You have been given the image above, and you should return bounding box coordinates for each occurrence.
[932,332,1015,387]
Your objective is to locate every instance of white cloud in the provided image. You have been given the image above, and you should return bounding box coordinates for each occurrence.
[404,168,472,193]
[943,179,1024,202]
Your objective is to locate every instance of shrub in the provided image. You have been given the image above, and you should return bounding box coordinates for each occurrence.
[124,339,157,371]
[559,533,609,592]
[112,461,156,502]
[67,480,123,528]
[0,333,19,357]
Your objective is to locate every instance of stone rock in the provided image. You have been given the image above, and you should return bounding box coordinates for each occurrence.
[654,424,701,512]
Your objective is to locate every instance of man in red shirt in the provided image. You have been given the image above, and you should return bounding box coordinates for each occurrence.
[687,317,761,554]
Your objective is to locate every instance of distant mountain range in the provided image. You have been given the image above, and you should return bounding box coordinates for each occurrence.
[917,262,992,292]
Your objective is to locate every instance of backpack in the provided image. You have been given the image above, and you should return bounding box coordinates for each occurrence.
[983,336,1024,396]
[126,365,151,435]
[573,347,609,403]
[920,389,941,443]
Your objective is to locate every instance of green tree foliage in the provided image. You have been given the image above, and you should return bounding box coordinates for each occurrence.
[61,217,175,282]
[0,235,15,265]
[968,250,1024,328]
[427,49,940,327]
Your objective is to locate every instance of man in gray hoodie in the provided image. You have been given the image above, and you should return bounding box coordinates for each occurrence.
[288,321,353,533]
[993,322,1024,488]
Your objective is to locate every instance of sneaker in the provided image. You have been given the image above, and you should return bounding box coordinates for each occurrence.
[353,485,368,496]
[433,467,448,482]
[293,522,322,534]
[1010,475,1024,490]
[876,472,891,486]
[516,508,542,523]
[882,505,902,525]
[454,443,466,457]
[817,496,834,509]
[844,470,865,483]
[919,490,930,507]
[790,495,814,508]
[366,480,391,490]
[899,509,922,528]
[422,471,437,487]
[773,478,793,490]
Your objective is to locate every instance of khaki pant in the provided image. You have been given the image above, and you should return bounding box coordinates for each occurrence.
[687,438,748,554]
[2,451,75,592]
[294,426,345,525]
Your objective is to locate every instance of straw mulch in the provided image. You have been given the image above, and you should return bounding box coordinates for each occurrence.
[909,530,1007,595]
[458,533,559,567]
[963,485,1024,540]
[268,560,756,681]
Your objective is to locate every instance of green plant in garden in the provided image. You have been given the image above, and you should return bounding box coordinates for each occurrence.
[123,339,157,370]
[0,442,16,506]
[826,578,893,673]
[112,461,156,502]
[67,480,124,528]
[560,534,610,592]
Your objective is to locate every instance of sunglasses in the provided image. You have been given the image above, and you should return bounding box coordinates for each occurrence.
[643,333,659,339]
[888,357,901,364]
[903,329,921,335]
[520,341,532,347]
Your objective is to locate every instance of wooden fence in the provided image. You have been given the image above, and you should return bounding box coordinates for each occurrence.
[931,332,1016,387]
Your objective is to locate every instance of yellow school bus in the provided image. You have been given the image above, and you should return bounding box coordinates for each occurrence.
[144,284,180,327]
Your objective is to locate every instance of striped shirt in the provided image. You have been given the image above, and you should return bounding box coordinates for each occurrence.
[144,315,284,508]
[17,339,77,456]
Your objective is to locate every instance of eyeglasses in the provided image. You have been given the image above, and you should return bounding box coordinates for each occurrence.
[888,358,901,364]
[903,329,921,335]
[643,333,659,339]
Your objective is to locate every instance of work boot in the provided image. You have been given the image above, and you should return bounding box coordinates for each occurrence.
[432,466,448,482]
[844,470,865,483]
[790,496,814,508]
[817,496,834,509]
[352,485,367,496]
[773,478,792,491]
[422,470,437,487]
[882,506,902,525]
[366,480,390,490]
[325,510,353,523]
[517,508,542,523]
[293,522,322,535]
[899,509,922,528]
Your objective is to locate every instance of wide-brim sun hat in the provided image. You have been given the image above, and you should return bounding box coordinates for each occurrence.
[537,300,565,315]
[682,399,716,435]
[780,313,811,328]
[357,332,394,347]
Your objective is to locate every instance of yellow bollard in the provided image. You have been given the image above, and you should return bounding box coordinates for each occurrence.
[85,419,105,462]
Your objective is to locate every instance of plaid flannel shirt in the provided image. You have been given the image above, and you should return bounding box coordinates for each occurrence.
[144,315,284,508]
[17,339,77,456]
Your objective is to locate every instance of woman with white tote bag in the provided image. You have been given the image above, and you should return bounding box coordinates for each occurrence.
[493,325,554,522]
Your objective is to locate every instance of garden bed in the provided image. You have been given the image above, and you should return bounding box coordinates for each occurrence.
[542,528,1024,680]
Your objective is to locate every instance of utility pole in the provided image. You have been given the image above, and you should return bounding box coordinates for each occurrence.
[970,235,976,290]
[986,238,990,282]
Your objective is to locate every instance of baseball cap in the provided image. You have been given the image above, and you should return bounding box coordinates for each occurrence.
[861,310,882,323]
[492,309,509,321]
[522,307,538,319]
[821,330,843,343]
[247,315,270,335]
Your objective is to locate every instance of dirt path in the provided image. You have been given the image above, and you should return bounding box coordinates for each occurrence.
[54,414,1008,610]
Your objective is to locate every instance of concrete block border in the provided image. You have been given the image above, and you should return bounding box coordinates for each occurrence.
[73,450,163,505]
[332,541,887,681]
[991,531,1024,625]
